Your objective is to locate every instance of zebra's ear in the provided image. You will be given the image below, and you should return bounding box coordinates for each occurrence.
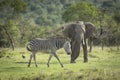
[61,26,64,31]
[66,37,71,42]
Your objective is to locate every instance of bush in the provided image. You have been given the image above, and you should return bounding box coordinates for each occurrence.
[0,49,13,58]
[0,50,6,58]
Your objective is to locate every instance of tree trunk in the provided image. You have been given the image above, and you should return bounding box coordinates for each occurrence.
[117,45,119,50]
[116,39,119,50]
[3,25,14,50]
[101,39,104,51]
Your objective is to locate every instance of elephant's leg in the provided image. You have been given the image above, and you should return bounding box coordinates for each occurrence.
[73,41,80,60]
[70,41,76,63]
[89,37,93,52]
[89,41,93,52]
[82,40,88,62]
[70,40,80,63]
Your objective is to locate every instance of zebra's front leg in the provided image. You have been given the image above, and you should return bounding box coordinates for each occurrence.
[28,54,33,67]
[47,54,53,67]
[53,53,64,67]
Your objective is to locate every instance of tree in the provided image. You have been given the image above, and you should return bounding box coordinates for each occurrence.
[62,1,98,22]
[113,12,120,50]
[0,0,27,50]
[113,12,120,24]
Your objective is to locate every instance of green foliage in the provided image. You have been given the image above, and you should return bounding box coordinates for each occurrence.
[0,26,7,47]
[6,20,21,46]
[24,0,64,26]
[18,18,54,46]
[11,0,27,14]
[0,20,21,47]
[0,49,14,58]
[101,0,120,14]
[62,1,98,22]
[0,0,27,20]
[1,0,120,48]
[0,0,27,48]
[113,12,120,24]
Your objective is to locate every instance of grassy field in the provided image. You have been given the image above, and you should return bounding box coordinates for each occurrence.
[0,47,120,80]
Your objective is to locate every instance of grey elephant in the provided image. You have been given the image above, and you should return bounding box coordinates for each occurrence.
[62,21,96,63]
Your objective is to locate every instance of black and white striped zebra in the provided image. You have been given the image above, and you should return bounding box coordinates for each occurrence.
[26,38,71,67]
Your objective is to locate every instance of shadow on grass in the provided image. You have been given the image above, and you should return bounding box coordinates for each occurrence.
[15,61,70,65]
[108,49,120,54]
[15,62,28,64]
[0,66,24,73]
[88,54,100,58]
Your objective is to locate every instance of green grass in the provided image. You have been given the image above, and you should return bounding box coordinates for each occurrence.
[0,47,120,80]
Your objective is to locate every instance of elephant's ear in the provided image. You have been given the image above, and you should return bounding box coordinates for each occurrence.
[76,21,86,33]
[62,23,76,39]
[84,22,96,39]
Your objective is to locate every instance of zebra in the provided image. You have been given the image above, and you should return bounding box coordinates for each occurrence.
[26,38,72,67]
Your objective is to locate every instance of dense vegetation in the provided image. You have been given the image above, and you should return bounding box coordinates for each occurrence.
[0,0,120,49]
[0,0,120,80]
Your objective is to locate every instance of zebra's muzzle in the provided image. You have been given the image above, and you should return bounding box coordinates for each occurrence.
[67,53,70,55]
[67,52,71,55]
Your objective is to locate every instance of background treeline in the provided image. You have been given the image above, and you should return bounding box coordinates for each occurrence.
[0,0,120,50]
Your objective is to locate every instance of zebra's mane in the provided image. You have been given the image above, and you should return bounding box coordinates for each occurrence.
[47,37,70,49]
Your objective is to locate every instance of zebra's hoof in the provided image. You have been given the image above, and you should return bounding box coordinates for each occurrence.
[47,64,49,67]
[28,65,30,68]
[35,65,38,67]
[61,65,64,67]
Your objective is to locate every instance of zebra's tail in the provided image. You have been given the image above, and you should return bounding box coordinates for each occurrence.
[26,42,32,52]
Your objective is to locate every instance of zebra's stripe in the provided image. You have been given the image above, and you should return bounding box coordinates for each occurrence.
[27,38,67,52]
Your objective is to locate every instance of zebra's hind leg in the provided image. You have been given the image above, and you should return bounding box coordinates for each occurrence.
[33,52,38,67]
[28,54,33,67]
[53,53,64,67]
[47,54,53,67]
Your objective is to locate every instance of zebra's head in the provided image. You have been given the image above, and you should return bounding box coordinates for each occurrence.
[63,41,72,55]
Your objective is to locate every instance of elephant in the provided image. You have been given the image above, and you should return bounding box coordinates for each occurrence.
[84,22,97,52]
[62,21,96,63]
